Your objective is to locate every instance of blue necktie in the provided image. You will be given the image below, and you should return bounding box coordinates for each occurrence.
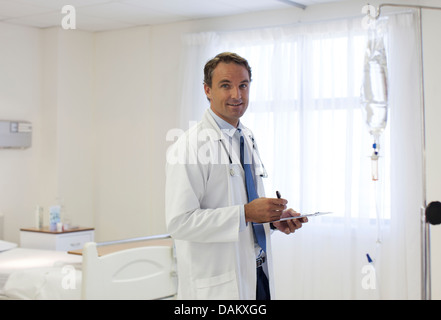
[239,131,267,253]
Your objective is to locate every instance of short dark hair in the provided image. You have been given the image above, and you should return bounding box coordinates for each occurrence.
[203,52,252,87]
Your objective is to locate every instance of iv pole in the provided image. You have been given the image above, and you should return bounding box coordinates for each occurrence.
[365,3,441,300]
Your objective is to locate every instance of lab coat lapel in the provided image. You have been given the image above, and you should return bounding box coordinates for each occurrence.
[203,110,243,168]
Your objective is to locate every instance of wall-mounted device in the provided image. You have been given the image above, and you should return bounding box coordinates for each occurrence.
[0,120,32,149]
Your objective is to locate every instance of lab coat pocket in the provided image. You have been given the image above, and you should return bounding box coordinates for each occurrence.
[195,270,238,300]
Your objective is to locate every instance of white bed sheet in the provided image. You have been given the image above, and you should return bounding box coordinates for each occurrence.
[0,248,82,299]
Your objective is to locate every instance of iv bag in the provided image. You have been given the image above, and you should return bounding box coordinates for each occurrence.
[360,22,388,140]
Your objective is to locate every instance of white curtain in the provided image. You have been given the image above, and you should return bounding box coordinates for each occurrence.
[178,11,423,299]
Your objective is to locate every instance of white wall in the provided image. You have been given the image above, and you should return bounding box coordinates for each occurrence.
[0,25,95,243]
[94,27,154,241]
[0,23,42,242]
[45,28,96,231]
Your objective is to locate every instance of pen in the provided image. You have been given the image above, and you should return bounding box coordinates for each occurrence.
[276,191,281,199]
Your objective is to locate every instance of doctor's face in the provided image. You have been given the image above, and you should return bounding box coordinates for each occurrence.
[204,62,250,128]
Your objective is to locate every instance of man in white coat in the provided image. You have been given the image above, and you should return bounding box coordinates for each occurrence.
[165,52,307,300]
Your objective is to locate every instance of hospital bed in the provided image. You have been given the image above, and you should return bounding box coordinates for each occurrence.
[0,234,177,300]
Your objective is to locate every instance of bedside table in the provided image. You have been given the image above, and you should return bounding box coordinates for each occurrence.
[20,226,95,251]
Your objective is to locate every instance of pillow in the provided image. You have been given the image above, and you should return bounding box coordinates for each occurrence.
[3,267,82,300]
[0,240,18,252]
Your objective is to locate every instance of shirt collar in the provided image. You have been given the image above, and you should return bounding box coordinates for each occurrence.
[208,108,243,138]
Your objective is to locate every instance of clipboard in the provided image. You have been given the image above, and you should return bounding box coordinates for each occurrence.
[270,212,332,222]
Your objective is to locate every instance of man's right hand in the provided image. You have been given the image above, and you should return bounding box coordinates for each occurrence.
[244,197,287,223]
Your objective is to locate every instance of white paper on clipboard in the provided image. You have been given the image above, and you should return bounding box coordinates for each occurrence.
[270,212,332,222]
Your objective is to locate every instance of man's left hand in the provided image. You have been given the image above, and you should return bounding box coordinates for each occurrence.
[272,208,308,235]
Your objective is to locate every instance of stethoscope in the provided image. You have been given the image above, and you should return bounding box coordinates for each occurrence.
[219,133,268,178]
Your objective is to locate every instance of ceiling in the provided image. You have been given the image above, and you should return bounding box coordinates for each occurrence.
[0,0,344,32]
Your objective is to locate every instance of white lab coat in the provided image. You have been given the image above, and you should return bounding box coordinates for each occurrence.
[165,109,274,300]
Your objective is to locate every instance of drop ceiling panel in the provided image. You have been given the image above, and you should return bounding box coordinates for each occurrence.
[13,0,112,10]
[78,2,187,25]
[0,0,49,18]
[124,0,245,18]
